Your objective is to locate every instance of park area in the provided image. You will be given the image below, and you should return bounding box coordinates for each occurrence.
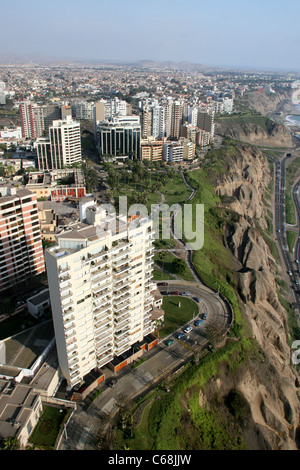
[160,295,199,338]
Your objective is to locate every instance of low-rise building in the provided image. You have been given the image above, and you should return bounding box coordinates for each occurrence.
[0,380,43,449]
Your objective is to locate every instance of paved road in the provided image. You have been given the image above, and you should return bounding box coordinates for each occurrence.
[272,149,300,320]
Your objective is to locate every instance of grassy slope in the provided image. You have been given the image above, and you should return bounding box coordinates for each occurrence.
[116,140,258,450]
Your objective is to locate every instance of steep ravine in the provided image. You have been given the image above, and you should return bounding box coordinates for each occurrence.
[206,142,300,449]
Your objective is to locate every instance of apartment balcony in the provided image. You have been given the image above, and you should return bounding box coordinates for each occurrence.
[113,269,131,282]
[112,261,130,272]
[93,297,111,310]
[67,347,78,360]
[60,290,73,301]
[144,311,152,322]
[70,369,81,380]
[93,303,111,317]
[91,268,110,282]
[114,315,131,329]
[68,355,79,368]
[148,230,155,238]
[114,285,132,299]
[115,343,130,356]
[145,281,156,291]
[114,292,131,307]
[59,265,71,274]
[144,297,153,308]
[113,281,131,293]
[66,336,77,348]
[94,315,112,328]
[112,240,132,253]
[88,250,108,262]
[91,259,110,271]
[96,342,113,356]
[65,328,76,340]
[63,312,75,324]
[60,282,72,293]
[94,321,113,336]
[92,285,111,299]
[114,307,131,321]
[62,298,74,310]
[97,353,114,369]
[112,250,131,264]
[64,320,76,332]
[115,334,130,349]
[145,243,155,251]
[59,273,71,282]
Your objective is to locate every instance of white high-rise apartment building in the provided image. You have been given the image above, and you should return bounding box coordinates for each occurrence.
[151,105,165,138]
[45,207,156,388]
[37,116,82,170]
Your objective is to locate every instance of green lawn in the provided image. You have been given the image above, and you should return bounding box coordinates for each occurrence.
[286,230,297,254]
[160,296,198,337]
[154,251,194,282]
[29,406,68,450]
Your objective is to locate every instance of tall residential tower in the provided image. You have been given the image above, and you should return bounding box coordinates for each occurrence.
[45,207,156,388]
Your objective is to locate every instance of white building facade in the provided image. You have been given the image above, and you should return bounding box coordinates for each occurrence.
[45,209,156,388]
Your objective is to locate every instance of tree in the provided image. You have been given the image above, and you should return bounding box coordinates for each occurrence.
[2,436,20,450]
[204,318,224,347]
[172,258,186,274]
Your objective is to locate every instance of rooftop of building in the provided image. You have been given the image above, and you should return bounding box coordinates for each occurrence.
[0,380,41,440]
[0,320,54,373]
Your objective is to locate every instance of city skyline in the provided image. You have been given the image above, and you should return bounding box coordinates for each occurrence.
[2,0,300,72]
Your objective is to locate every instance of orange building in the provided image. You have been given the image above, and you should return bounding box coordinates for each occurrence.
[141,138,163,162]
[0,188,45,292]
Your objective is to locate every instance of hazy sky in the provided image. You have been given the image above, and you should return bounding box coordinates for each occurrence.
[2,0,300,71]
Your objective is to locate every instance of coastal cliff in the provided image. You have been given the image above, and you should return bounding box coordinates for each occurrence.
[215,115,293,148]
[206,141,300,449]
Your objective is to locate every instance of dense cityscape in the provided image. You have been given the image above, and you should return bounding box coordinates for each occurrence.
[0,57,300,454]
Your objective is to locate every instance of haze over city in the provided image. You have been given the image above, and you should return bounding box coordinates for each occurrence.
[2,0,300,72]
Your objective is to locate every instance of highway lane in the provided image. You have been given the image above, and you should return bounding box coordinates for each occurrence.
[273,151,300,316]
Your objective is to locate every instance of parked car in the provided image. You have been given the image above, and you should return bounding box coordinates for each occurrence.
[181,292,190,296]
[193,297,201,302]
[183,325,193,333]
[170,291,181,295]
[108,378,117,388]
[175,332,185,340]
[194,320,203,326]
[165,338,175,346]
[200,313,207,320]
[157,282,168,286]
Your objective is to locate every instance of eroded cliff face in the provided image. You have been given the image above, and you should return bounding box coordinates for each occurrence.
[242,89,295,116]
[215,118,293,148]
[211,143,300,449]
